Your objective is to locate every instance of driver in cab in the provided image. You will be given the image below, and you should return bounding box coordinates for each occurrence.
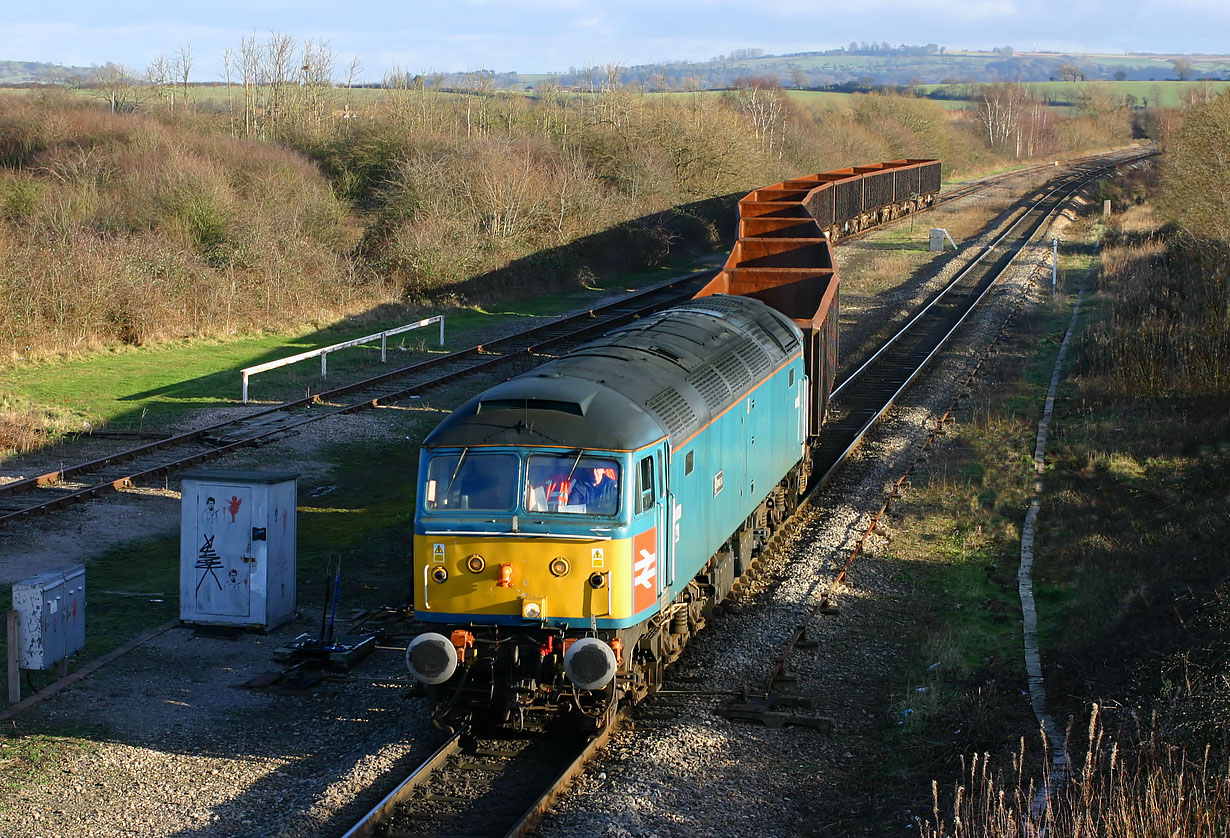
[530,464,618,515]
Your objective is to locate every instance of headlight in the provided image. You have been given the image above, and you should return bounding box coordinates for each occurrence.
[430,566,448,583]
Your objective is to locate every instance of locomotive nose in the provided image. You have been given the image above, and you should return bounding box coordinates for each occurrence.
[406,633,458,685]
[564,637,618,690]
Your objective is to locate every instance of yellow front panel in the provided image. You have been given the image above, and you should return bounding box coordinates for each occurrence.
[414,535,638,621]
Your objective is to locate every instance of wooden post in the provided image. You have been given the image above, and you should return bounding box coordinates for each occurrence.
[6,610,19,705]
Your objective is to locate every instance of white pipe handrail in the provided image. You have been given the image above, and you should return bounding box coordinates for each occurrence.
[241,316,444,403]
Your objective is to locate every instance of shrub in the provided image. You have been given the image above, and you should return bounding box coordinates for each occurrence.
[0,98,386,358]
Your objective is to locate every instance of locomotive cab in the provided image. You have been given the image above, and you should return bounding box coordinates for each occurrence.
[412,442,657,729]
[414,445,637,627]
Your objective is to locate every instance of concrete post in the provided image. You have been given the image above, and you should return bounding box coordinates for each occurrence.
[1052,238,1059,294]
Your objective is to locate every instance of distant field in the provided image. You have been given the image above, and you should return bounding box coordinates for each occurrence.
[4,76,1224,115]
[923,79,1230,109]
[784,89,978,112]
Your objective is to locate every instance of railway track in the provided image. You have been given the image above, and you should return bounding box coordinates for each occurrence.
[341,725,611,838]
[749,149,1155,698]
[335,150,1151,837]
[812,149,1151,487]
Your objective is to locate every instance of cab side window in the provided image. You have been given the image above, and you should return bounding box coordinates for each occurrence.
[635,456,655,515]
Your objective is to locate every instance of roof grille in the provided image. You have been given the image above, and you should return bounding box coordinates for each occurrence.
[676,297,744,318]
[646,389,697,437]
[687,368,731,412]
[714,351,754,395]
[737,340,772,379]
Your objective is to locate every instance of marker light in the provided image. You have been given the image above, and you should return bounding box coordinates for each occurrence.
[465,554,486,573]
[430,566,449,584]
[549,557,570,577]
[521,597,546,620]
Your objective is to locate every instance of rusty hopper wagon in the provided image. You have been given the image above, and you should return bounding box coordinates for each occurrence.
[697,158,940,437]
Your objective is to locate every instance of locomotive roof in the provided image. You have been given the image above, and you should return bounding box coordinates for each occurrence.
[423,294,802,451]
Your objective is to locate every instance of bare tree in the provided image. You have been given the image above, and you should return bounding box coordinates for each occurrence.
[239,32,262,137]
[146,53,175,110]
[341,56,362,121]
[263,32,296,136]
[91,63,138,113]
[222,48,237,137]
[1058,63,1085,82]
[975,83,1030,153]
[297,39,336,132]
[1173,57,1195,81]
[731,76,788,158]
[463,70,496,138]
[175,43,194,111]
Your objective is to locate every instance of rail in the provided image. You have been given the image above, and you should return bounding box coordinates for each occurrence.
[240,316,445,403]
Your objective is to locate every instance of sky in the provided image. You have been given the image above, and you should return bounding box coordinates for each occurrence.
[3,0,1227,81]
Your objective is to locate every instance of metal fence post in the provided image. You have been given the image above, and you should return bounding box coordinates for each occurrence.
[7,610,19,705]
[439,317,445,346]
[321,352,328,379]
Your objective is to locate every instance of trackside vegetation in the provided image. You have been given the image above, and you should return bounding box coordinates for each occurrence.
[877,101,1230,835]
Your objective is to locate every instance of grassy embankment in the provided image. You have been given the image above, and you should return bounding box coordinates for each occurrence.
[846,164,1230,833]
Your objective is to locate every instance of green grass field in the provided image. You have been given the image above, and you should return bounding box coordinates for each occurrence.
[0,255,718,439]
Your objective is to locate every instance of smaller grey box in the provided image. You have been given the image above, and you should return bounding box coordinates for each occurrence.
[12,565,85,670]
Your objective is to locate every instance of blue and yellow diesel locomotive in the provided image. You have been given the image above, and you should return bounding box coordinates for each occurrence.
[409,295,814,728]
[406,159,938,729]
